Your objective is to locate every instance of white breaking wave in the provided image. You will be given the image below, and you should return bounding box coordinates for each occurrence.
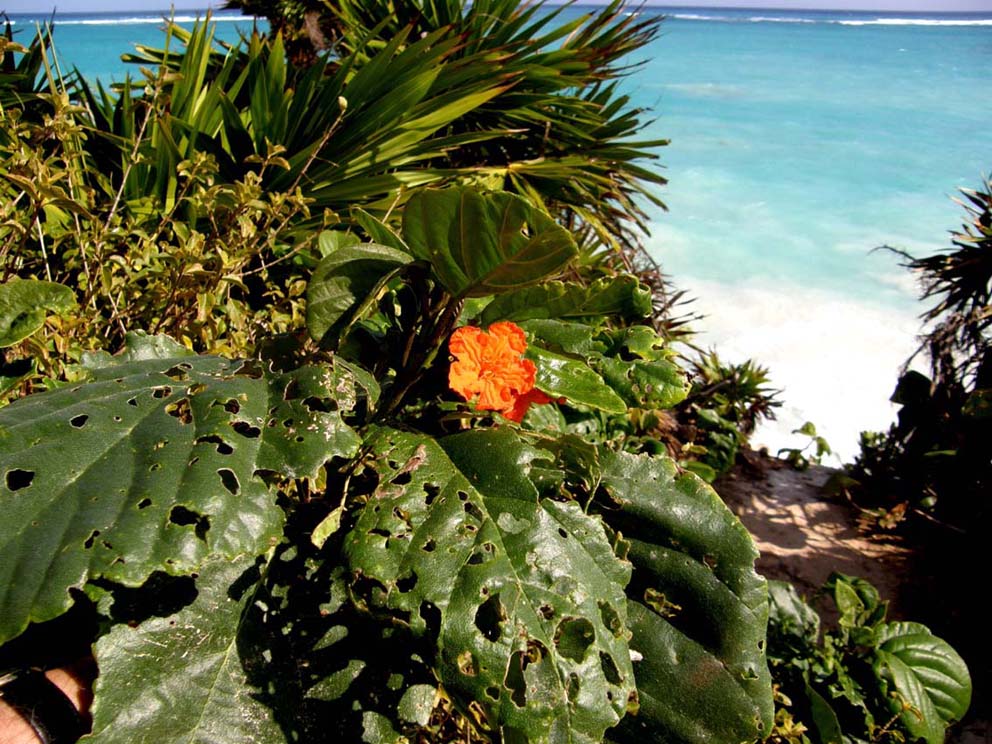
[8,15,256,27]
[668,13,992,27]
[673,276,921,464]
[838,18,992,26]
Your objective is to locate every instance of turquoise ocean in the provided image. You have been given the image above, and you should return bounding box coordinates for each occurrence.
[5,5,992,459]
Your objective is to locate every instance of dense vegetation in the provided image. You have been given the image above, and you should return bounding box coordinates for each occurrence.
[0,3,975,743]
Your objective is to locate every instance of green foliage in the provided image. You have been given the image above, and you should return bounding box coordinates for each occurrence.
[778,422,832,471]
[668,351,783,481]
[0,186,774,742]
[0,279,75,348]
[766,575,971,744]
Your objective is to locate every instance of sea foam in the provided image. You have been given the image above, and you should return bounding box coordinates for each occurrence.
[674,276,922,463]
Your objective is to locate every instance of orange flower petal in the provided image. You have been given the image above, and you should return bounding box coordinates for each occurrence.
[448,322,540,416]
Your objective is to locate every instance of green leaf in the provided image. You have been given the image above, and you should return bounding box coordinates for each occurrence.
[402,187,578,298]
[82,331,194,368]
[0,279,76,348]
[766,580,820,650]
[343,427,635,743]
[0,348,361,644]
[805,682,844,744]
[352,208,409,252]
[306,243,413,343]
[479,277,651,326]
[88,554,284,744]
[522,321,689,411]
[872,621,971,744]
[526,346,627,414]
[597,449,774,744]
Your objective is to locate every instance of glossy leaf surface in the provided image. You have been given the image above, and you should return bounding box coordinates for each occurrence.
[402,187,577,298]
[344,427,635,743]
[597,449,774,744]
[0,343,361,643]
[88,555,284,743]
[306,242,413,343]
[479,277,652,326]
[872,621,971,744]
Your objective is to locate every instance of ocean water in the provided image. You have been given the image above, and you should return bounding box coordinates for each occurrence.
[6,5,992,459]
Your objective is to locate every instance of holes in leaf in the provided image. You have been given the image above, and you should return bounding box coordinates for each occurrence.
[165,398,192,424]
[566,673,581,704]
[422,539,436,553]
[149,463,162,472]
[463,501,484,522]
[599,602,624,638]
[84,530,99,549]
[474,593,505,642]
[223,399,240,414]
[504,651,527,707]
[554,618,595,662]
[138,498,152,509]
[163,363,192,381]
[370,528,391,539]
[69,414,89,428]
[195,435,233,455]
[169,506,210,541]
[127,398,138,407]
[758,640,765,651]
[6,469,34,491]
[232,360,263,379]
[457,490,468,502]
[557,528,568,539]
[702,554,717,570]
[419,601,441,637]
[600,651,622,685]
[485,686,500,701]
[231,421,261,439]
[457,651,476,677]
[392,471,412,486]
[423,483,440,506]
[538,604,555,621]
[217,469,240,495]
[152,386,173,399]
[396,572,418,593]
[303,396,336,413]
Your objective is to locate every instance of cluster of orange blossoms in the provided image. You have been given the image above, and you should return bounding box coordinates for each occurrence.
[448,321,553,422]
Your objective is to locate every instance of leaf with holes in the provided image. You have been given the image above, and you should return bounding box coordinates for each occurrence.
[596,449,774,744]
[402,187,578,298]
[88,554,284,744]
[343,427,635,744]
[872,621,971,744]
[478,277,652,327]
[0,346,361,644]
[0,279,76,348]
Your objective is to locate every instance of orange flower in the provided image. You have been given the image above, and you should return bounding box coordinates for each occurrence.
[448,322,552,421]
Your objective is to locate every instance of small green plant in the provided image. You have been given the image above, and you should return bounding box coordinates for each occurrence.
[778,422,832,471]
[672,350,782,481]
[766,575,971,744]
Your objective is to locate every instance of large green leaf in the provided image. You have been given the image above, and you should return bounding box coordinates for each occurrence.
[402,187,578,298]
[872,621,971,744]
[597,449,774,744]
[306,242,414,343]
[0,344,361,643]
[478,277,652,327]
[343,427,635,743]
[0,279,76,348]
[87,554,285,744]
